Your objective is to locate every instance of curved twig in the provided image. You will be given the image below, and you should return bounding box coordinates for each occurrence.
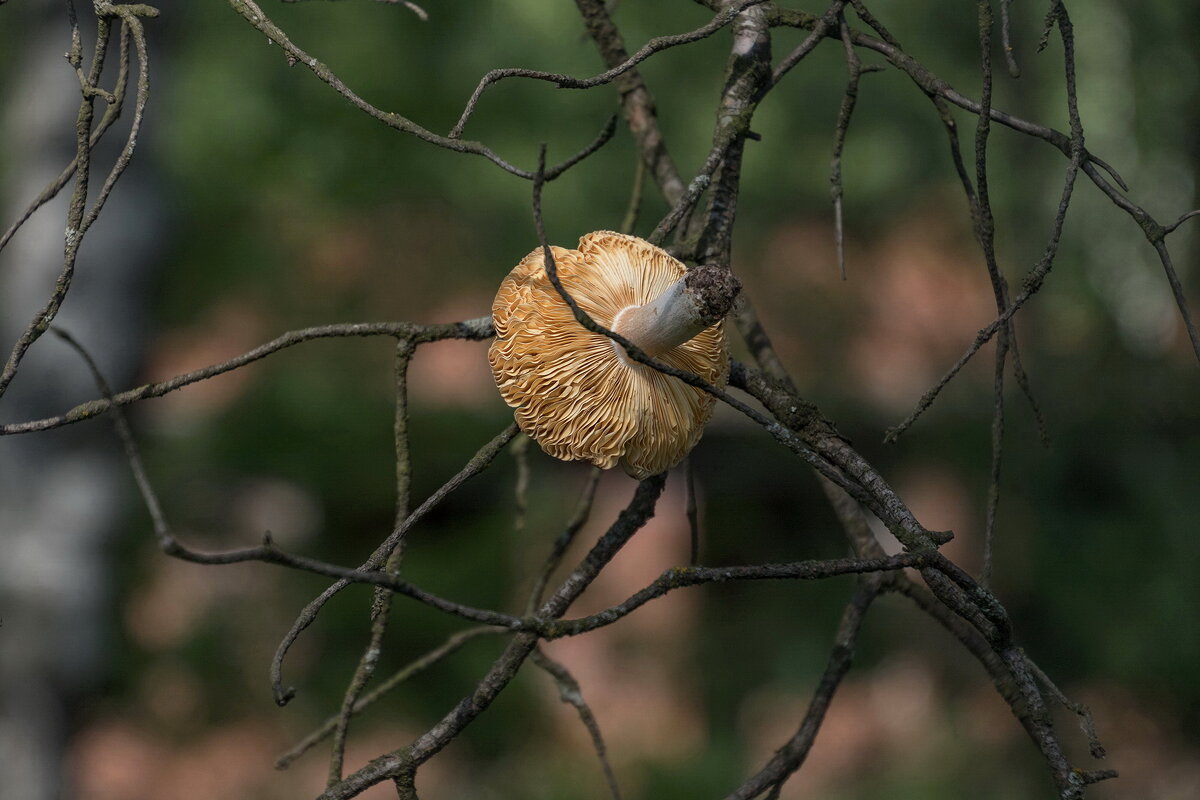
[275,626,508,770]
[450,0,767,138]
[226,0,612,181]
[543,553,925,638]
[270,422,520,704]
[0,318,493,435]
[0,21,131,257]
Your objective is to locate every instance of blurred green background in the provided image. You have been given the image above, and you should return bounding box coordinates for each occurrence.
[3,1,1198,798]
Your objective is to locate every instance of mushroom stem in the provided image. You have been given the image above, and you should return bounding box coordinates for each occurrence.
[612,264,741,357]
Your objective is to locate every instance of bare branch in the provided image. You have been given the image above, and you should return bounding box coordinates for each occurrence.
[767,1,1200,367]
[685,457,700,565]
[525,468,603,615]
[0,13,109,401]
[275,626,507,771]
[999,0,1020,77]
[574,0,687,203]
[8,3,1154,796]
[450,0,767,139]
[544,553,926,638]
[725,579,881,799]
[326,338,417,784]
[0,318,494,436]
[271,422,520,705]
[225,0,610,181]
[531,648,623,800]
[1028,659,1107,760]
[0,22,131,257]
[829,9,878,280]
[320,476,670,798]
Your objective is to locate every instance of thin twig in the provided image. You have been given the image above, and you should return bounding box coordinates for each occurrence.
[320,477,669,798]
[0,14,109,401]
[531,648,623,800]
[829,10,877,280]
[1163,208,1200,235]
[693,0,774,266]
[78,7,155,239]
[771,2,844,87]
[525,468,603,615]
[0,318,494,436]
[974,0,1007,589]
[543,552,926,639]
[327,338,417,784]
[275,626,507,770]
[882,141,1083,442]
[999,0,1020,77]
[619,156,646,235]
[885,0,1088,442]
[450,0,767,138]
[48,326,526,640]
[685,457,700,565]
[511,434,531,537]
[271,422,520,705]
[0,4,160,402]
[1028,658,1107,760]
[725,579,882,799]
[0,21,131,257]
[574,0,687,203]
[767,2,1200,367]
[226,0,610,181]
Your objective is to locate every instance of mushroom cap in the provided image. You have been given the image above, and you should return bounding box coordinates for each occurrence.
[489,230,729,479]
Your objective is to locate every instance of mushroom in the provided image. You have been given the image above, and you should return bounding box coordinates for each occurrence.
[488,230,740,479]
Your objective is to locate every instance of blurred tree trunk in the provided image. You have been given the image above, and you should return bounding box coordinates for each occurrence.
[0,5,163,797]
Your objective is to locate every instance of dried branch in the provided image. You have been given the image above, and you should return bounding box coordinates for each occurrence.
[450,0,767,139]
[973,0,1009,588]
[684,457,700,565]
[47,325,524,628]
[766,1,1200,367]
[886,0,1088,442]
[822,478,1115,789]
[225,0,612,181]
[693,0,775,267]
[543,553,926,639]
[525,468,603,614]
[859,0,1046,455]
[1,12,109,400]
[326,338,417,784]
[0,4,159,402]
[725,579,882,799]
[999,0,1020,77]
[0,318,494,436]
[829,9,881,280]
[275,626,507,770]
[270,422,520,705]
[319,476,669,798]
[1163,208,1200,235]
[530,648,623,800]
[0,21,130,257]
[1028,659,1107,760]
[771,2,842,87]
[574,0,687,204]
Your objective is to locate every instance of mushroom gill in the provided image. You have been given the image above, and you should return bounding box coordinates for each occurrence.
[489,231,736,478]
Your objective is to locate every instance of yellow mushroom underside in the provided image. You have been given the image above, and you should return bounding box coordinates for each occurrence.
[489,231,728,479]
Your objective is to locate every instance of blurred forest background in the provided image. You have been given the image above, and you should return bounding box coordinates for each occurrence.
[0,1,1197,798]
